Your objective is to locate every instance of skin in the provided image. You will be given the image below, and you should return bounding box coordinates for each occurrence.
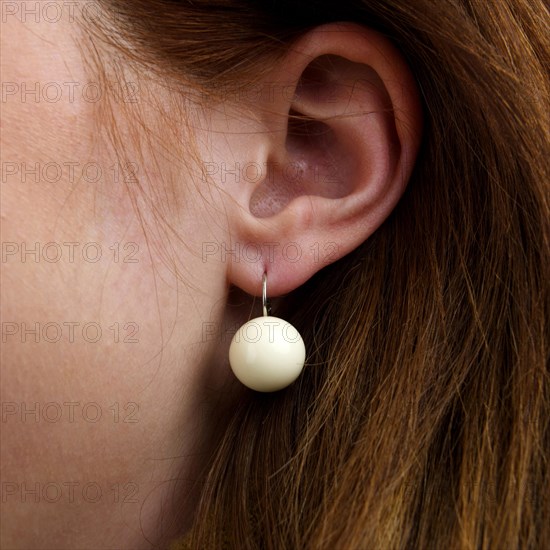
[0,10,241,548]
[0,6,421,549]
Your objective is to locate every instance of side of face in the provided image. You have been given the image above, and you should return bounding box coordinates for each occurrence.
[0,9,238,548]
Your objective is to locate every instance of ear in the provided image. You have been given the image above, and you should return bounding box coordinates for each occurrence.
[208,22,423,297]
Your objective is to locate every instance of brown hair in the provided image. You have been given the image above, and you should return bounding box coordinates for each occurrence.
[90,1,549,547]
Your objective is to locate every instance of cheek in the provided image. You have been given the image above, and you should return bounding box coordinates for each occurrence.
[1,15,237,546]
[0,132,219,542]
[0,219,158,455]
[0,212,219,545]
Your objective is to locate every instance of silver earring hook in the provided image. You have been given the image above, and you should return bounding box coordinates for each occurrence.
[262,272,271,317]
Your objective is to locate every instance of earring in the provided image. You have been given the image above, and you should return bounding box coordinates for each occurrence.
[229,272,306,392]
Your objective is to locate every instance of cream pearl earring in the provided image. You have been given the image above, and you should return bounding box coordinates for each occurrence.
[229,272,306,392]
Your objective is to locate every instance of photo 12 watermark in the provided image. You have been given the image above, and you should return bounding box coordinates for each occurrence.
[1,321,140,343]
[1,401,140,424]
[1,1,106,25]
[202,241,339,264]
[1,161,139,184]
[200,160,339,185]
[192,79,363,105]
[1,480,140,504]
[202,319,301,344]
[1,80,139,104]
[2,242,140,264]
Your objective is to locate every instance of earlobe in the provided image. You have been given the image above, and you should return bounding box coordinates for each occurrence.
[217,23,422,297]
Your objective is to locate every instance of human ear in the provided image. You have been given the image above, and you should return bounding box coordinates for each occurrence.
[211,22,423,297]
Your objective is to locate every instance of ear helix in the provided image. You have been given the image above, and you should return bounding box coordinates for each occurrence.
[229,272,306,392]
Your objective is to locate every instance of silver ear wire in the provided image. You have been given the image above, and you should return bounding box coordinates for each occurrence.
[262,272,271,317]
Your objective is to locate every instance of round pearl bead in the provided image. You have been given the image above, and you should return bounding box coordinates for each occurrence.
[229,316,306,392]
